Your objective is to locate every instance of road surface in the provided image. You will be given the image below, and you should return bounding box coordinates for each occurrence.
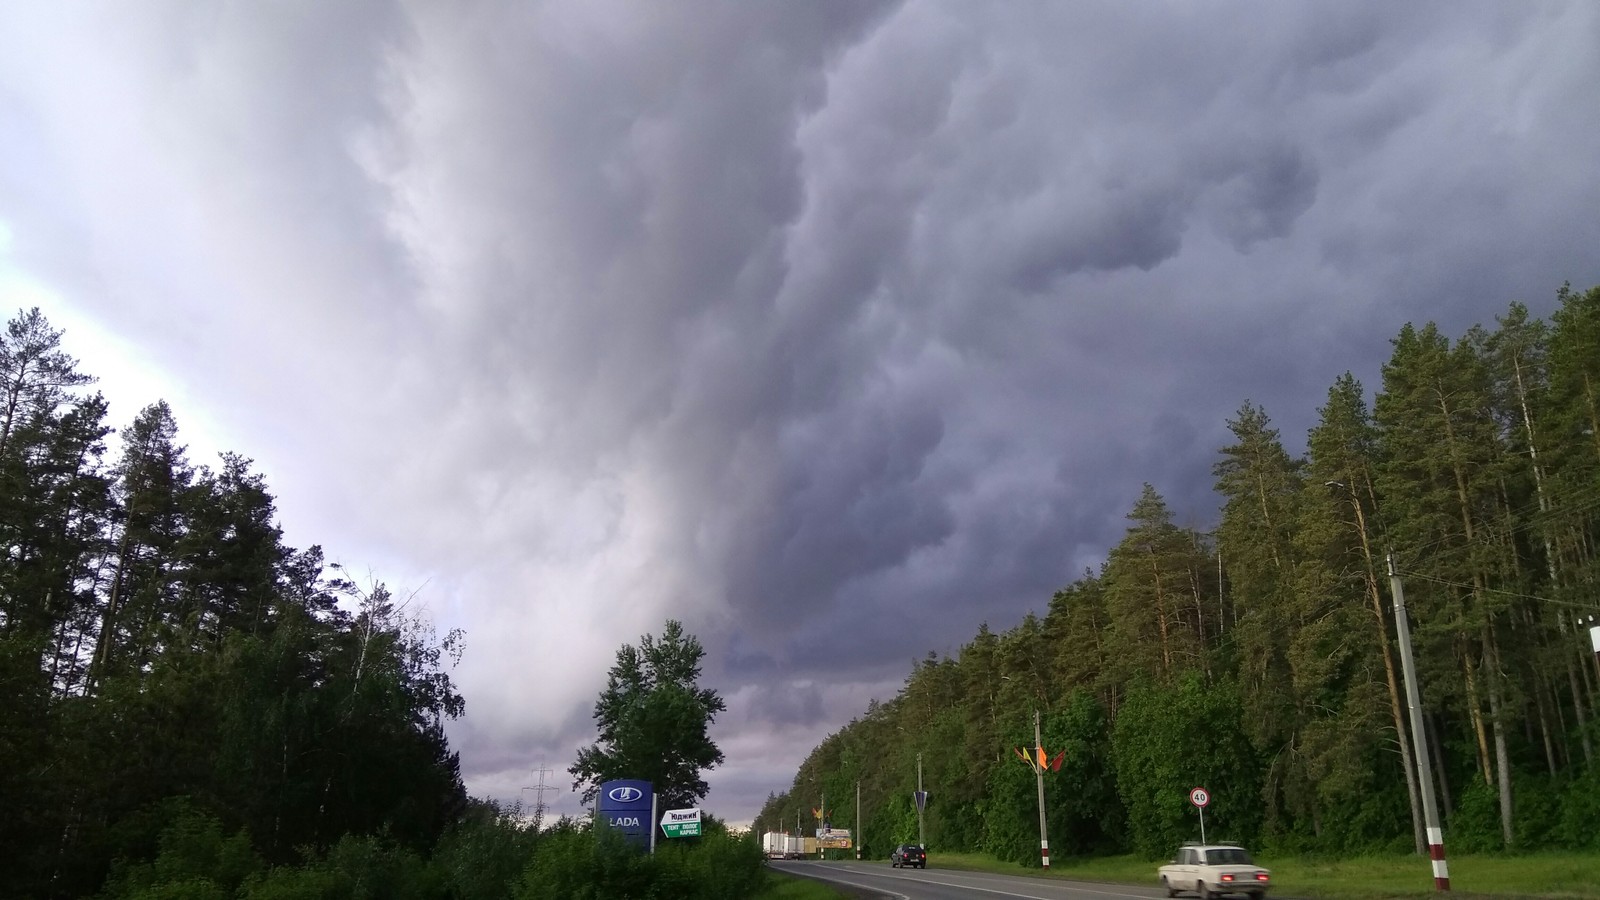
[768,860,1181,900]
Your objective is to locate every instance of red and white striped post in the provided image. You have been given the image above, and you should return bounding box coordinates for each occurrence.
[1427,827,1449,891]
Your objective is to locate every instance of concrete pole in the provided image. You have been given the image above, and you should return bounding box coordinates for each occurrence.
[1035,709,1050,869]
[856,780,862,860]
[820,791,826,859]
[1390,554,1449,891]
[916,752,926,848]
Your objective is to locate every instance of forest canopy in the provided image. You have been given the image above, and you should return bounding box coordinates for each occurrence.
[758,284,1600,862]
[0,308,469,898]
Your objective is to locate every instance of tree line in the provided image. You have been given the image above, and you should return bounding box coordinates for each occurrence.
[756,283,1600,862]
[0,309,469,898]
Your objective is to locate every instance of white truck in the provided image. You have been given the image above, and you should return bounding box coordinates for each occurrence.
[762,832,803,859]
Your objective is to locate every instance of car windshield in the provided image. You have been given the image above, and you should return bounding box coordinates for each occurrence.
[1205,848,1253,865]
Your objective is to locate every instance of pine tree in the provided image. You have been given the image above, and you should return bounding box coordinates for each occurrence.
[1377,322,1515,846]
[1303,373,1425,850]
[1102,485,1206,686]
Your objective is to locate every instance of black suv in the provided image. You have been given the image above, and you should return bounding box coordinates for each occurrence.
[890,844,926,869]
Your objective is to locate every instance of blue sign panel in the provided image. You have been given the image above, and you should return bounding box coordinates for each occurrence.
[597,779,654,849]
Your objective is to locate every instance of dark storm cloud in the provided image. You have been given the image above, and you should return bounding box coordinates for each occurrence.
[4,0,1600,826]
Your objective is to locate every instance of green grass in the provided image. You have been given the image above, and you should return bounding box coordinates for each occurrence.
[749,870,856,900]
[924,850,1600,899]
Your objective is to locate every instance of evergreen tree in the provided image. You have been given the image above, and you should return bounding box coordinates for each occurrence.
[571,619,727,811]
[1102,485,1206,688]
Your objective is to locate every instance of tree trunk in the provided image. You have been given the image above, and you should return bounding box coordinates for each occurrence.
[1351,491,1425,851]
[1431,711,1455,816]
[1485,631,1514,846]
[1570,659,1593,767]
[1463,651,1493,786]
[87,529,134,691]
[1534,676,1559,776]
[1149,550,1172,679]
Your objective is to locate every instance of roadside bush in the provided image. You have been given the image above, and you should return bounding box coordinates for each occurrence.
[1445,781,1503,853]
[426,801,543,900]
[514,820,764,899]
[100,804,259,899]
[1553,769,1600,850]
[652,828,765,900]
[1512,774,1561,849]
[239,834,439,900]
[516,823,653,899]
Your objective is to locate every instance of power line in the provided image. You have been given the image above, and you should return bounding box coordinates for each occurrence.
[1397,570,1600,613]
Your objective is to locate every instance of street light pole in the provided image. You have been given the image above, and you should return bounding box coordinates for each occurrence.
[1390,554,1449,891]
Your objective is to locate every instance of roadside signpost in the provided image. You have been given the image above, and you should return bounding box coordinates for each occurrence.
[659,808,702,839]
[598,780,655,851]
[1190,787,1210,844]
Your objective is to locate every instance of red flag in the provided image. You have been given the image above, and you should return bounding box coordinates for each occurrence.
[1013,747,1029,764]
[1050,750,1065,772]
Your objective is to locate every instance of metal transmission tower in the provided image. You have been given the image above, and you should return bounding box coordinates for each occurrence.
[522,762,560,824]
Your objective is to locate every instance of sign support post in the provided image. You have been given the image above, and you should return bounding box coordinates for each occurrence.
[1190,787,1210,844]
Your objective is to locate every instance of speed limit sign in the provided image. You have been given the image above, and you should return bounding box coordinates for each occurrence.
[1189,787,1210,808]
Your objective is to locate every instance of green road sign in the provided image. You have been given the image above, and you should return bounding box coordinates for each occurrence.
[660,808,702,839]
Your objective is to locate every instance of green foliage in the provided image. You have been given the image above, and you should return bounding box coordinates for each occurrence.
[0,309,467,899]
[515,823,628,899]
[99,803,260,899]
[425,800,541,900]
[571,620,727,812]
[1554,770,1600,851]
[762,283,1600,866]
[1112,675,1261,855]
[238,834,436,900]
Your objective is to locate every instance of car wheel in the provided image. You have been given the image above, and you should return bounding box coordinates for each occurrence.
[1199,882,1213,900]
[1162,876,1177,898]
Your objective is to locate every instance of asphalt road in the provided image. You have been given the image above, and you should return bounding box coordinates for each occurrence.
[768,860,1177,900]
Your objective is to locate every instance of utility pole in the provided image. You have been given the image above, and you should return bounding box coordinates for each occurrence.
[916,753,926,848]
[856,780,862,860]
[1390,554,1449,891]
[1034,709,1051,869]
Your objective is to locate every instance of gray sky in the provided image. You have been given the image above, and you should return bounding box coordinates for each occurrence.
[3,1,1599,826]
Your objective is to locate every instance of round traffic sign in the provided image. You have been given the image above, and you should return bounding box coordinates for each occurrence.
[1189,787,1210,808]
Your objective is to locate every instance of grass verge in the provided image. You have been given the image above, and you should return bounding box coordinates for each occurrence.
[750,870,856,900]
[925,850,1600,899]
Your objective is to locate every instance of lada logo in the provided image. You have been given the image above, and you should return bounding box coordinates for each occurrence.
[607,786,644,803]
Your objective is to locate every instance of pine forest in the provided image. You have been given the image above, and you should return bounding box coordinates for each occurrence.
[0,309,470,897]
[756,283,1600,863]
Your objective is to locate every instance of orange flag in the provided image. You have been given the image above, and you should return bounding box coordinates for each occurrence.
[1035,746,1047,768]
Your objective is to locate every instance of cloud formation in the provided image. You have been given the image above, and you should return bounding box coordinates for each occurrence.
[3,0,1600,822]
